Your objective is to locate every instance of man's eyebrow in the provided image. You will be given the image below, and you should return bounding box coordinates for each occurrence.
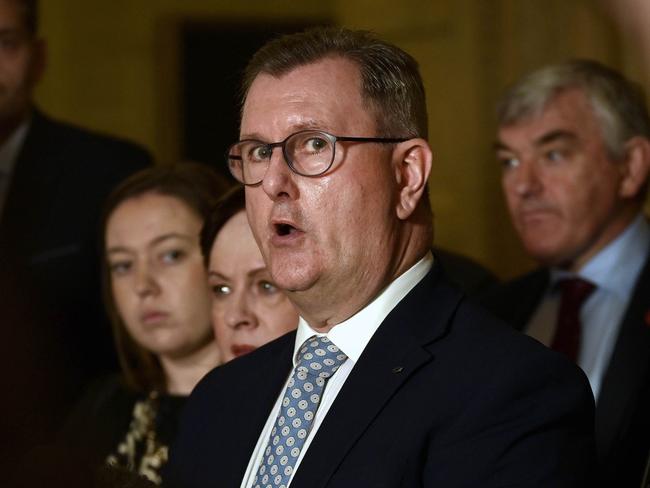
[239,120,329,142]
[535,130,578,146]
[493,129,578,152]
[493,141,511,152]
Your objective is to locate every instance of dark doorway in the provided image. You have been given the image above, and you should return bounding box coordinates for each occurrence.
[181,21,330,179]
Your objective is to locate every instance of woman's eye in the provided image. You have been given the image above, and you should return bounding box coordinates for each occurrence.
[109,261,131,275]
[258,280,279,294]
[161,249,184,264]
[545,149,563,162]
[211,284,231,297]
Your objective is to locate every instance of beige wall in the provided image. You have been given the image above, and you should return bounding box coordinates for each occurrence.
[34,0,646,279]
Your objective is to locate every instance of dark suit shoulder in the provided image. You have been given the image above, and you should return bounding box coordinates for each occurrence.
[26,110,152,172]
[433,247,498,296]
[477,267,549,329]
[438,292,588,393]
[32,111,150,153]
[412,290,596,486]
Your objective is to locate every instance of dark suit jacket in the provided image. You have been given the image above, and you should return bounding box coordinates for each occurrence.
[0,109,151,427]
[434,247,497,296]
[481,244,650,487]
[166,265,595,488]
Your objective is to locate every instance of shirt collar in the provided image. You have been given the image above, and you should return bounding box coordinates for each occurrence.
[550,214,650,299]
[293,251,434,366]
[0,117,30,175]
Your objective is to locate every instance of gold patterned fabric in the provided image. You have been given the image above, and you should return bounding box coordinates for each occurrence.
[106,391,169,485]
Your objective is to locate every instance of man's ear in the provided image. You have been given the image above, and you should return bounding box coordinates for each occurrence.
[619,136,650,199]
[393,138,433,220]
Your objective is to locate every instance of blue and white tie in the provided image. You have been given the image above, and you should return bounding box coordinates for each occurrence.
[253,336,347,488]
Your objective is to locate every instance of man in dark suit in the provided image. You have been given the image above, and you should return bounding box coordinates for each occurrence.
[167,28,595,487]
[486,60,650,487]
[0,0,151,433]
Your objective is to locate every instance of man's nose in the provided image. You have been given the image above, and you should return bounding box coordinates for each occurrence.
[510,159,542,197]
[261,149,299,201]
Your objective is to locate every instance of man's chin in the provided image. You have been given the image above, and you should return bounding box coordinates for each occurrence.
[524,241,571,268]
[269,265,319,295]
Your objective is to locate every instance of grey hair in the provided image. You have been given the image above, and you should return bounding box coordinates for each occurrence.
[497,59,650,160]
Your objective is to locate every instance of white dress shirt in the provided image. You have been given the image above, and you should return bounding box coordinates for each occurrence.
[0,118,29,217]
[240,252,434,488]
[526,214,650,400]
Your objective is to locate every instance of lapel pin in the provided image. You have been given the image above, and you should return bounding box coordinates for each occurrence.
[392,366,404,374]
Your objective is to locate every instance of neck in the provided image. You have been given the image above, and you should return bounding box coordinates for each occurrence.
[158,341,221,395]
[562,205,641,273]
[293,221,432,332]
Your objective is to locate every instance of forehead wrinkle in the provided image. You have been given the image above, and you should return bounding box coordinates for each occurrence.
[242,59,366,139]
[240,119,331,142]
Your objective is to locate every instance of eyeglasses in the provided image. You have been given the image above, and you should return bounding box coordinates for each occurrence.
[227,129,409,185]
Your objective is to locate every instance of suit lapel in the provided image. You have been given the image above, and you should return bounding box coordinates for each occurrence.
[596,247,650,458]
[1,111,66,254]
[291,265,463,488]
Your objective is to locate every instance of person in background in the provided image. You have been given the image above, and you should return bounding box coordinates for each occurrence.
[485,59,650,487]
[63,164,229,485]
[166,27,594,488]
[200,186,299,364]
[0,0,152,430]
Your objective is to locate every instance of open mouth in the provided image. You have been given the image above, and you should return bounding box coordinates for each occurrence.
[275,222,297,236]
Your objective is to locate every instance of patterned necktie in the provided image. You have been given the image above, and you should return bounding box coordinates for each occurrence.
[550,277,596,361]
[253,335,347,488]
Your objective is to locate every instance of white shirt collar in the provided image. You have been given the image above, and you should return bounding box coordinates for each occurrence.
[293,251,434,365]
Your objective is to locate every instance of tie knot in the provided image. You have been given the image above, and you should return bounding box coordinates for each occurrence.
[559,277,596,308]
[296,336,347,379]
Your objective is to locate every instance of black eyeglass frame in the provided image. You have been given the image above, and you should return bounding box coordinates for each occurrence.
[227,129,410,185]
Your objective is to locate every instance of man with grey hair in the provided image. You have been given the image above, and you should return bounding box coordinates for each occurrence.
[487,59,650,487]
[167,29,594,487]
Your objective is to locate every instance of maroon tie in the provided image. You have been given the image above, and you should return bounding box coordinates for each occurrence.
[550,278,596,361]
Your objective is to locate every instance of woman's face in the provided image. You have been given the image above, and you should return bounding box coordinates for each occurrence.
[208,210,299,363]
[105,192,215,361]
